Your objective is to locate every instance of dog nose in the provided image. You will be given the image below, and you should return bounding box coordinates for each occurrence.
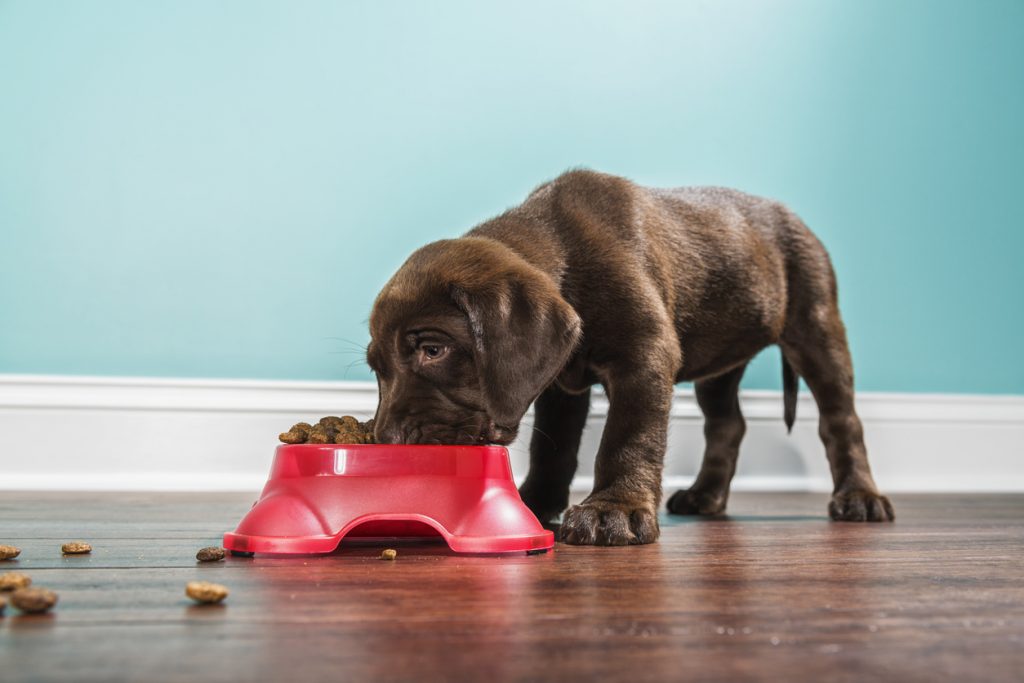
[486,422,518,445]
[374,422,404,445]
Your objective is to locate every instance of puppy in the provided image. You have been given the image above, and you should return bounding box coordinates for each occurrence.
[367,169,893,545]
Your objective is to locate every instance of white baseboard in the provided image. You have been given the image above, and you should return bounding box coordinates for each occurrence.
[1,374,1022,492]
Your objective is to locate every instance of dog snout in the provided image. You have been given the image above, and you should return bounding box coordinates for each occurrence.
[374,416,430,444]
[373,417,405,445]
[373,399,496,445]
[486,422,518,445]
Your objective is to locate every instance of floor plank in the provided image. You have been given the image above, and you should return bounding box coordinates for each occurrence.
[1,492,1022,682]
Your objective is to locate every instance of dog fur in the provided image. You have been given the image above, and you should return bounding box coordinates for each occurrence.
[367,169,893,546]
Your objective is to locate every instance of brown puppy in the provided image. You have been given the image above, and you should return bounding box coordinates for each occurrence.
[367,169,893,545]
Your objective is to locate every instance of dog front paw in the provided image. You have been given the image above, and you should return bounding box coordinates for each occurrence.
[558,498,659,546]
[829,490,895,522]
[666,487,728,516]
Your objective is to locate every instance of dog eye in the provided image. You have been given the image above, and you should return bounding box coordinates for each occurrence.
[418,343,447,361]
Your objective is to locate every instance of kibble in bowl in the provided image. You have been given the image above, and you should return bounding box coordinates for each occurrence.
[279,422,312,444]
[279,416,376,445]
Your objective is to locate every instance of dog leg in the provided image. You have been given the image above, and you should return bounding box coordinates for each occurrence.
[782,308,894,522]
[518,385,591,524]
[667,364,747,516]
[559,368,673,545]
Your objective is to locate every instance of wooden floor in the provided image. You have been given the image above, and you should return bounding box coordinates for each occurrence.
[0,492,1022,682]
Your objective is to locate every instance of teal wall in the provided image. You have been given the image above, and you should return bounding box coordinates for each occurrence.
[1,1,1022,394]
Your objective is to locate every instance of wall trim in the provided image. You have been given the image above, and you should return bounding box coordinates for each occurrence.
[4,373,1022,420]
[1,374,1022,493]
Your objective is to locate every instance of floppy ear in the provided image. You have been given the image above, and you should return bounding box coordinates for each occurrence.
[451,274,582,429]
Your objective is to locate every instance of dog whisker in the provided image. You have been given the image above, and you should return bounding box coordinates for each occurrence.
[528,424,555,447]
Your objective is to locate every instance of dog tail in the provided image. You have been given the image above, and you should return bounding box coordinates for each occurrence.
[782,355,799,433]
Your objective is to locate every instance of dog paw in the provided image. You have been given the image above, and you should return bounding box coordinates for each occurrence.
[558,499,659,546]
[666,488,728,516]
[829,490,895,522]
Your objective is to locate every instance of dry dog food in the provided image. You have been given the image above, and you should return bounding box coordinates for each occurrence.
[61,542,92,555]
[196,547,226,562]
[0,572,31,592]
[0,594,6,616]
[185,581,229,604]
[0,545,21,560]
[380,548,398,561]
[11,587,58,614]
[279,421,313,444]
[280,416,376,445]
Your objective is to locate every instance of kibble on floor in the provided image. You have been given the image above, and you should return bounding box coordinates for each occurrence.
[0,572,32,591]
[186,581,229,604]
[11,587,58,614]
[61,542,92,555]
[196,547,226,562]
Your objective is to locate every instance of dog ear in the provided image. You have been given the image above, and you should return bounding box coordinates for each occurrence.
[451,274,581,430]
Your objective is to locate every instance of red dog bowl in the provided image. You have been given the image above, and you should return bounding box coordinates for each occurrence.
[223,444,554,555]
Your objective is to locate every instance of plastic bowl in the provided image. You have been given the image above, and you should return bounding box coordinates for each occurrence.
[223,444,554,555]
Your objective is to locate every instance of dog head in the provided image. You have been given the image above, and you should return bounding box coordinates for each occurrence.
[367,237,581,445]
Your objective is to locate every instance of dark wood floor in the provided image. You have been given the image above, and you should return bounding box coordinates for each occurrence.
[0,492,1022,682]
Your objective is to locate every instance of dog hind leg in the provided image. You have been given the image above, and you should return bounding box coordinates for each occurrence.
[781,304,894,522]
[666,364,747,516]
